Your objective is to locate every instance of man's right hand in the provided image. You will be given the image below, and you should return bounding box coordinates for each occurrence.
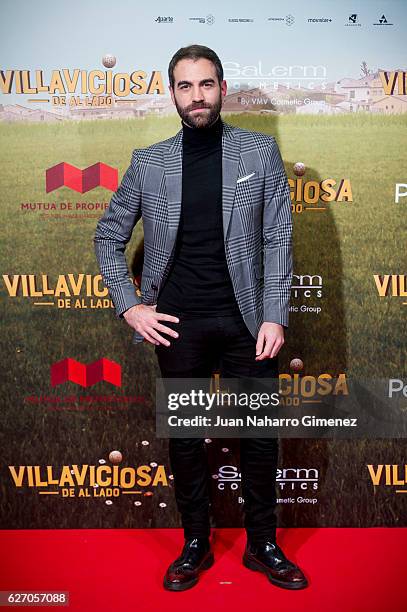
[123,304,179,346]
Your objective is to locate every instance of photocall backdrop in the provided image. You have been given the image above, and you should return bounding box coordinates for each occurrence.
[1,0,406,530]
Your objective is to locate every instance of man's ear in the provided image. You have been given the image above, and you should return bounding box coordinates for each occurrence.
[169,85,175,105]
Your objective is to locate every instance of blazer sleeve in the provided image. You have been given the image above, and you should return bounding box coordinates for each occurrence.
[262,137,293,328]
[93,149,142,318]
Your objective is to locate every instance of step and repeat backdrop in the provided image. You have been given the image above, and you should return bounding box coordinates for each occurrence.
[1,0,406,529]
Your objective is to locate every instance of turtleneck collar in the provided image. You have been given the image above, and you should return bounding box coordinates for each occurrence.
[182,114,223,144]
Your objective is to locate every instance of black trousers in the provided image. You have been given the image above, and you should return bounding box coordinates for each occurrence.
[155,312,279,545]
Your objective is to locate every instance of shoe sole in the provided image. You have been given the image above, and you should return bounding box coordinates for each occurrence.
[242,554,308,590]
[163,552,215,592]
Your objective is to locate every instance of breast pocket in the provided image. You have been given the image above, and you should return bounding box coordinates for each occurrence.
[235,171,264,208]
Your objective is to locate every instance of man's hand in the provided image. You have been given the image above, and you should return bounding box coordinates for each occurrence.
[123,304,179,346]
[255,322,284,360]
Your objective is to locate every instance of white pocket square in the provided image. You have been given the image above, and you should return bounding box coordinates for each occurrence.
[237,171,256,184]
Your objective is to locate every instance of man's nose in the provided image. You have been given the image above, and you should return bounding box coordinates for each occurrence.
[191,86,204,101]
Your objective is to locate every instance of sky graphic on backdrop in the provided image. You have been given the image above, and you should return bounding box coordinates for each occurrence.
[1,0,406,106]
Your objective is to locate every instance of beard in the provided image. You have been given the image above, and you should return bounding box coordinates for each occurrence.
[174,92,222,129]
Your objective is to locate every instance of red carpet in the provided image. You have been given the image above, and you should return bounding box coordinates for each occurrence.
[0,528,405,611]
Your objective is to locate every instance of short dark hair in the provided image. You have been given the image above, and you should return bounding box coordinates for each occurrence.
[168,44,224,89]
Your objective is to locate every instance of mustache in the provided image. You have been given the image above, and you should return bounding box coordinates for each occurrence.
[187,103,211,111]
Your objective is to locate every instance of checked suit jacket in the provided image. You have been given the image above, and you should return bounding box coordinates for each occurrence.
[94,118,293,344]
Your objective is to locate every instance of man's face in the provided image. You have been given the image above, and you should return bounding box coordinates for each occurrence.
[169,58,227,128]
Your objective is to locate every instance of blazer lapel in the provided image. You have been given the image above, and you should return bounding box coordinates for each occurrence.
[163,118,241,254]
[163,128,183,250]
[221,121,241,240]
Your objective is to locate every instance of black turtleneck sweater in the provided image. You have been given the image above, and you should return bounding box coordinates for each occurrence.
[156,116,241,317]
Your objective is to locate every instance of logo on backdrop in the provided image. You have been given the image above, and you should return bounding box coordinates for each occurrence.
[8,461,170,501]
[307,17,332,24]
[24,357,146,411]
[373,15,394,27]
[188,15,215,25]
[395,183,407,203]
[223,60,327,92]
[0,59,165,106]
[388,379,407,399]
[279,373,348,406]
[213,369,349,406]
[214,465,319,505]
[345,14,361,27]
[46,162,118,194]
[2,273,113,310]
[19,159,120,219]
[228,17,255,24]
[267,15,295,27]
[290,273,323,315]
[367,465,407,495]
[154,16,174,24]
[290,162,352,213]
[21,168,113,218]
[373,275,407,306]
[51,358,121,388]
[379,71,407,95]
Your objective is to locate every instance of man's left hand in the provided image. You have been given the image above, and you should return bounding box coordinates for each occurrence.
[255,322,285,360]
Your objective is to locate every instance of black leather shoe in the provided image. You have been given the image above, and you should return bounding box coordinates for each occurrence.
[163,538,214,591]
[243,540,308,590]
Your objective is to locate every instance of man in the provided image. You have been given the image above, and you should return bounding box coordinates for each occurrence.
[94,44,308,591]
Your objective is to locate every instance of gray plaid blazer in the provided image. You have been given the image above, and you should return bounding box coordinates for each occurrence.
[94,119,292,344]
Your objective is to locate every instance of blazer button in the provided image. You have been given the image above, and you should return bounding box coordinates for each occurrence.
[151,283,158,290]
